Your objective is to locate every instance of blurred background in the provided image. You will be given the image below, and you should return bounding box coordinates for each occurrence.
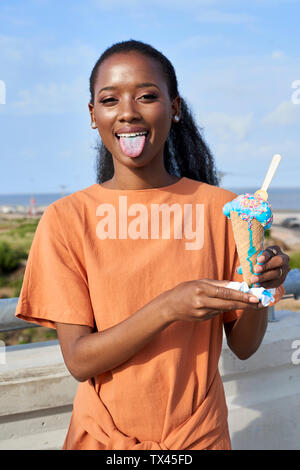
[0,0,299,343]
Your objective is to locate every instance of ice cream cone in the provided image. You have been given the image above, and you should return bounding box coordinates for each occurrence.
[230,211,265,287]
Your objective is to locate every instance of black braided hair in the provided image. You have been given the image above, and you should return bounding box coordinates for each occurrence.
[89,39,220,186]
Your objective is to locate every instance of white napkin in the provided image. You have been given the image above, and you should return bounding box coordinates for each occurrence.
[225,281,276,307]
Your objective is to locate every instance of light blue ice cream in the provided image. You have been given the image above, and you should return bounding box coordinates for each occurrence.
[223,193,273,287]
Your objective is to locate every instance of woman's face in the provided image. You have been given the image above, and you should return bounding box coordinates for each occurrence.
[89,51,180,170]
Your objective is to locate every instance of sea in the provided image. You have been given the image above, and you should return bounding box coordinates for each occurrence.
[227,187,300,211]
[0,187,299,211]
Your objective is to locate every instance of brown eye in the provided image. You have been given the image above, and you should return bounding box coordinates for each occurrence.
[139,94,157,100]
[100,97,117,104]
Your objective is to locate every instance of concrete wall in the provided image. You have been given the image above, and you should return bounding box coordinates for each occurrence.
[221,310,300,450]
[0,310,300,450]
[0,341,77,450]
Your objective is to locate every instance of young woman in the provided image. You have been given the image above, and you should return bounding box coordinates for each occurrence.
[15,40,290,450]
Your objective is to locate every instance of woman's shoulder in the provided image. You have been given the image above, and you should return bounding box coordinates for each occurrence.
[41,184,97,225]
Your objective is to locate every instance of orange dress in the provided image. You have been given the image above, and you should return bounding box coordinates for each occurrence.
[15,177,284,450]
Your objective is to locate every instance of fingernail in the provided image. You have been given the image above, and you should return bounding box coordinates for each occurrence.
[250,296,259,302]
[251,276,259,283]
[257,256,265,263]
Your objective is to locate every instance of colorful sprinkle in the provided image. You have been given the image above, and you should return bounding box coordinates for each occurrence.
[223,194,273,286]
[223,193,273,229]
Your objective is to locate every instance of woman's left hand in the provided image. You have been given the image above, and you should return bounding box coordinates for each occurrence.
[250,245,291,289]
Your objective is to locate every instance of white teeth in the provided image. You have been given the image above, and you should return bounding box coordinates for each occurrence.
[116,131,148,138]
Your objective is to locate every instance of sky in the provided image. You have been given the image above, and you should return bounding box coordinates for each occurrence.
[0,0,300,194]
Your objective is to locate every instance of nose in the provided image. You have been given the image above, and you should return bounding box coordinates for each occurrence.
[118,96,141,122]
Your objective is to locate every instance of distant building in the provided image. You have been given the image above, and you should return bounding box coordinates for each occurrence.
[28,197,37,216]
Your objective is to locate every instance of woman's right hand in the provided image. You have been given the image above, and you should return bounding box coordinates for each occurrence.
[56,278,263,381]
[159,278,262,323]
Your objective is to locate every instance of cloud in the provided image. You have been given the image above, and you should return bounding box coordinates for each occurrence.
[0,34,97,76]
[41,44,97,68]
[178,34,232,50]
[196,9,255,24]
[91,0,293,10]
[0,4,33,27]
[212,137,300,188]
[91,0,217,9]
[0,35,98,114]
[0,34,28,64]
[200,112,253,141]
[271,50,285,60]
[262,100,300,126]
[11,78,90,115]
[90,0,255,27]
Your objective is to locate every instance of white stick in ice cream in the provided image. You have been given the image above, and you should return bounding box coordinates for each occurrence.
[223,153,282,287]
[254,154,282,201]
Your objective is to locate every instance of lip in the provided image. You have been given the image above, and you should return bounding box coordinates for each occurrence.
[114,126,149,136]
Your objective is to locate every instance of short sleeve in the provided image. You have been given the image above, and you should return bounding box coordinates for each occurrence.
[15,204,95,330]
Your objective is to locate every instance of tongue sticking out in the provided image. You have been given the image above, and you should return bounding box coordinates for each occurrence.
[119,135,146,158]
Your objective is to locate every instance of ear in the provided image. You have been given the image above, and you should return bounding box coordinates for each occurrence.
[171,95,181,122]
[88,102,95,125]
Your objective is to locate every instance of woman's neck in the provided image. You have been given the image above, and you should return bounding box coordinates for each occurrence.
[100,173,181,191]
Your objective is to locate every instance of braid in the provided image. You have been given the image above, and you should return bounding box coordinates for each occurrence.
[90,39,220,187]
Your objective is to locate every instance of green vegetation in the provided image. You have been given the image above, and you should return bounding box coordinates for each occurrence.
[14,327,58,345]
[11,277,24,297]
[0,216,299,346]
[0,276,23,297]
[0,217,40,253]
[289,251,300,269]
[0,241,27,275]
[6,219,39,238]
[0,216,59,345]
[0,327,58,346]
[264,229,271,239]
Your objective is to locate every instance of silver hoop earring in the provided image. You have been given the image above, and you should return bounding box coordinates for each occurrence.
[91,121,97,129]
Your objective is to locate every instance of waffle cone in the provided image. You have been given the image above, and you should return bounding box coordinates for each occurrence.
[230,211,264,287]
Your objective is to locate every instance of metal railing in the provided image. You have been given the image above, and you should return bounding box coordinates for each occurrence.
[268,268,300,321]
[0,269,299,333]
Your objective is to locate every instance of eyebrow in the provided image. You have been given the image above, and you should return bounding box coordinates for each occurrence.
[98,82,160,95]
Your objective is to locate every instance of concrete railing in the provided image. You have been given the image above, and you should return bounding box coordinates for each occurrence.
[221,309,300,450]
[0,340,76,450]
[0,310,299,450]
[0,270,299,450]
[1,270,299,332]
